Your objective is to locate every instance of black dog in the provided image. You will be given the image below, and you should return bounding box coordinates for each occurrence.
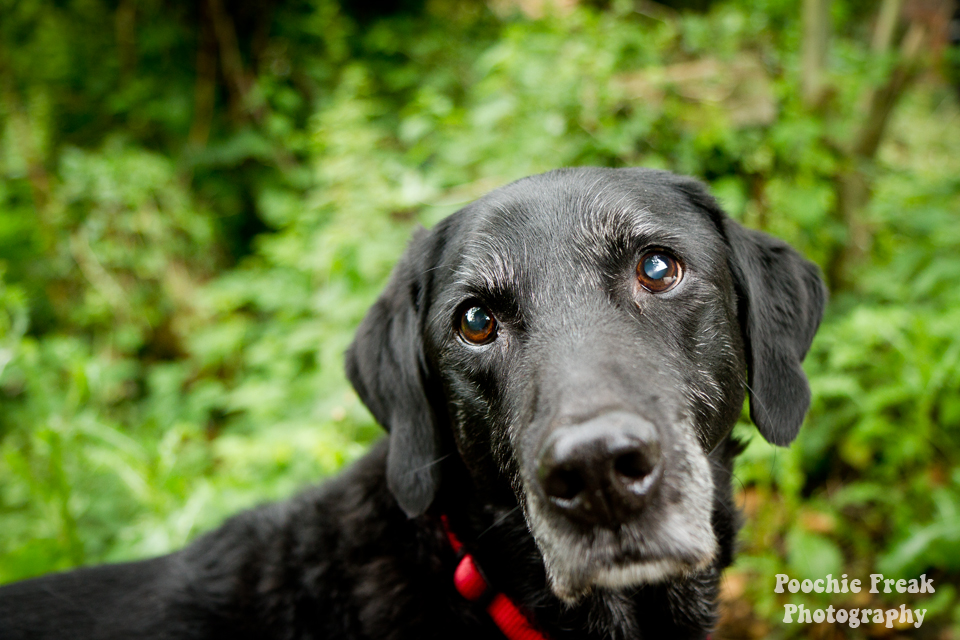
[0,168,826,640]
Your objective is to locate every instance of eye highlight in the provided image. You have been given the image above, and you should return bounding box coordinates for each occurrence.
[637,251,683,293]
[458,305,497,345]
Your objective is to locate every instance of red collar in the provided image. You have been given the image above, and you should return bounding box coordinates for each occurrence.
[441,516,550,640]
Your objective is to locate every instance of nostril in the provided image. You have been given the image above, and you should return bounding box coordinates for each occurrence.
[613,450,656,481]
[538,415,662,525]
[543,467,585,502]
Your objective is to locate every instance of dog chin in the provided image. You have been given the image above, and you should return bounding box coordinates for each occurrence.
[592,558,694,589]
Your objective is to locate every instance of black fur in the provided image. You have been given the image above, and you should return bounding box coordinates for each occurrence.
[0,168,826,640]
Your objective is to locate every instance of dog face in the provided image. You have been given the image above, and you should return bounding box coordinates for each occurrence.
[346,167,826,602]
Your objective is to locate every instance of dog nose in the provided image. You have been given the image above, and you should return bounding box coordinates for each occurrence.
[537,412,661,527]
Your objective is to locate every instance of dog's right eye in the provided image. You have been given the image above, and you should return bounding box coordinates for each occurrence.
[458,305,497,345]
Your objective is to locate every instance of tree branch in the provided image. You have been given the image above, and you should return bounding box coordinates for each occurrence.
[802,0,831,107]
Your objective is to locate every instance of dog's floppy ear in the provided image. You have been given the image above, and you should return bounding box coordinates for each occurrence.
[345,226,444,517]
[724,220,828,446]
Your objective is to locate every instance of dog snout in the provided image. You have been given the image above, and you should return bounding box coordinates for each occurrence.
[537,412,662,527]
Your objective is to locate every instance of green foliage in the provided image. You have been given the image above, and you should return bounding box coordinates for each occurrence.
[2,0,960,635]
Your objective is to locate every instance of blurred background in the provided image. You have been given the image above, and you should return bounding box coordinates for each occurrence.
[1,0,959,637]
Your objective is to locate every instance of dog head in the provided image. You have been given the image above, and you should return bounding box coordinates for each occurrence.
[346,167,826,601]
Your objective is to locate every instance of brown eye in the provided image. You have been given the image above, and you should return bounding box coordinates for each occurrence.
[637,251,683,293]
[459,305,497,345]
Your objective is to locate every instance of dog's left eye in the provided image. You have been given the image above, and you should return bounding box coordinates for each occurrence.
[637,251,683,293]
[459,305,497,345]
